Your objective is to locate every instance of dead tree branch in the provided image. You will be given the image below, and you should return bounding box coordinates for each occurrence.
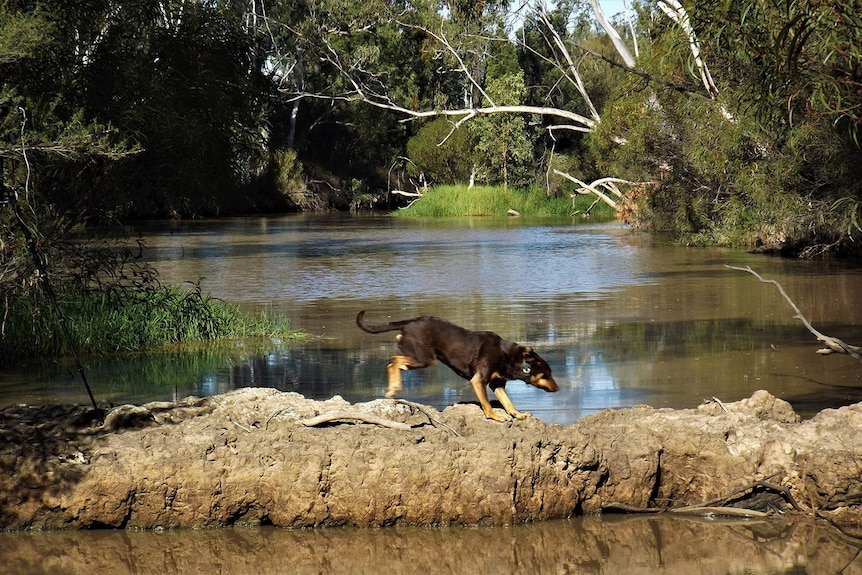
[299,411,412,431]
[726,265,862,362]
[604,475,801,517]
[555,172,654,210]
[395,399,463,437]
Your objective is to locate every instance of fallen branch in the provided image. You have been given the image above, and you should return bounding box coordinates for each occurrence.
[298,411,412,431]
[675,474,802,512]
[602,502,663,513]
[555,170,618,208]
[602,503,768,518]
[605,475,800,517]
[726,265,862,362]
[669,506,769,518]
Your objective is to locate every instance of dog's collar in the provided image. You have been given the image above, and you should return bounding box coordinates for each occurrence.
[521,361,531,375]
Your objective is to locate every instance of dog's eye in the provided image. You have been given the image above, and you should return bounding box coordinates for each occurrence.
[522,363,531,374]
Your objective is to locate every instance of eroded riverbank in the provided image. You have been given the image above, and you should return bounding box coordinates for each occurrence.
[2,388,861,535]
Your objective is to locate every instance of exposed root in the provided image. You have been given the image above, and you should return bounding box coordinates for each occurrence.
[604,476,802,518]
[395,399,463,437]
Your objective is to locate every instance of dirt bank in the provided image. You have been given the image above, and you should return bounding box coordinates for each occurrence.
[1,389,860,534]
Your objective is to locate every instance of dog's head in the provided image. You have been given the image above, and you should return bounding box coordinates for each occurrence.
[521,347,559,392]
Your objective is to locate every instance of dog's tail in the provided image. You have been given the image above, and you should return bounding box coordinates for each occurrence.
[356,311,413,334]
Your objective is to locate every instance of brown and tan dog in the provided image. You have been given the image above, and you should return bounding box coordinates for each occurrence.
[356,311,559,421]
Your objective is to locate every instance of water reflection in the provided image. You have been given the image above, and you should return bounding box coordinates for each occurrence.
[138,216,652,303]
[2,214,862,422]
[2,516,860,575]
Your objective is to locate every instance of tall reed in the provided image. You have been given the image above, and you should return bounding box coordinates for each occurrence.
[0,282,295,365]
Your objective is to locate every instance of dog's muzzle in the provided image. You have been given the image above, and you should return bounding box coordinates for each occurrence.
[530,374,559,392]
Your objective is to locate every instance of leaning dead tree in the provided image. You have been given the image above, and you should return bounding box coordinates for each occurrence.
[727,265,862,362]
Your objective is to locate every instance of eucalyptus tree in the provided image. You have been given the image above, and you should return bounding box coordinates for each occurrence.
[256,0,444,195]
[282,1,657,201]
[77,1,272,218]
[595,0,862,254]
[1,3,131,288]
[470,71,535,188]
[2,2,132,376]
[689,0,862,250]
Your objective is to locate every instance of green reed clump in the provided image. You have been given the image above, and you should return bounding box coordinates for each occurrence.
[393,185,616,219]
[0,282,295,365]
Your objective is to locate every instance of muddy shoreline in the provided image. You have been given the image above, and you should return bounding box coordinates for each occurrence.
[2,389,861,535]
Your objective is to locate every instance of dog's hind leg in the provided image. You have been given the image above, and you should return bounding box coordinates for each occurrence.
[386,355,433,398]
[469,374,508,422]
[491,384,529,420]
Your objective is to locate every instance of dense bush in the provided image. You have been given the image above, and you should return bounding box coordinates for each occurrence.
[405,119,477,185]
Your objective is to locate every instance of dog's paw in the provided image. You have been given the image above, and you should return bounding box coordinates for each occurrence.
[483,410,509,422]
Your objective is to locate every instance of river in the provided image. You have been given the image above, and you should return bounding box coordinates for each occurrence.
[2,516,861,574]
[3,214,861,420]
[2,213,861,573]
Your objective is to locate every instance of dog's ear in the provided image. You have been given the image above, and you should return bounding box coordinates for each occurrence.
[523,346,534,359]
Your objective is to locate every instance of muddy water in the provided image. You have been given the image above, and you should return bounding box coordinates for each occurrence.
[3,213,861,421]
[2,516,861,575]
[3,214,862,573]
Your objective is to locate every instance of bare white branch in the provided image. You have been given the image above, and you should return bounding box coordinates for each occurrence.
[536,7,600,122]
[658,0,718,98]
[586,0,636,67]
[299,411,412,431]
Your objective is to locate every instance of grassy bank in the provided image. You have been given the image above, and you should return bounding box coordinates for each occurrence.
[393,185,616,220]
[0,282,297,365]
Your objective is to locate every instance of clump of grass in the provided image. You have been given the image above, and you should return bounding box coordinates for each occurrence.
[393,184,616,220]
[0,282,297,365]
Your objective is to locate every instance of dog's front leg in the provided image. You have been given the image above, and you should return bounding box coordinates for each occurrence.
[491,385,529,420]
[469,374,508,422]
[386,356,407,398]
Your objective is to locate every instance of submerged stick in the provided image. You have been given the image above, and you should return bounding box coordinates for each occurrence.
[669,506,769,518]
[726,265,862,362]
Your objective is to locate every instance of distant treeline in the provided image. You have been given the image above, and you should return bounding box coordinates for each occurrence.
[3,2,861,250]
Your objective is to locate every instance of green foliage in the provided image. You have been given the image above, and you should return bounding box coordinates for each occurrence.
[470,72,535,188]
[270,148,305,194]
[0,3,48,64]
[393,184,615,219]
[588,0,862,255]
[276,0,438,187]
[1,0,277,220]
[830,197,862,242]
[0,281,296,365]
[691,0,862,145]
[405,118,477,184]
